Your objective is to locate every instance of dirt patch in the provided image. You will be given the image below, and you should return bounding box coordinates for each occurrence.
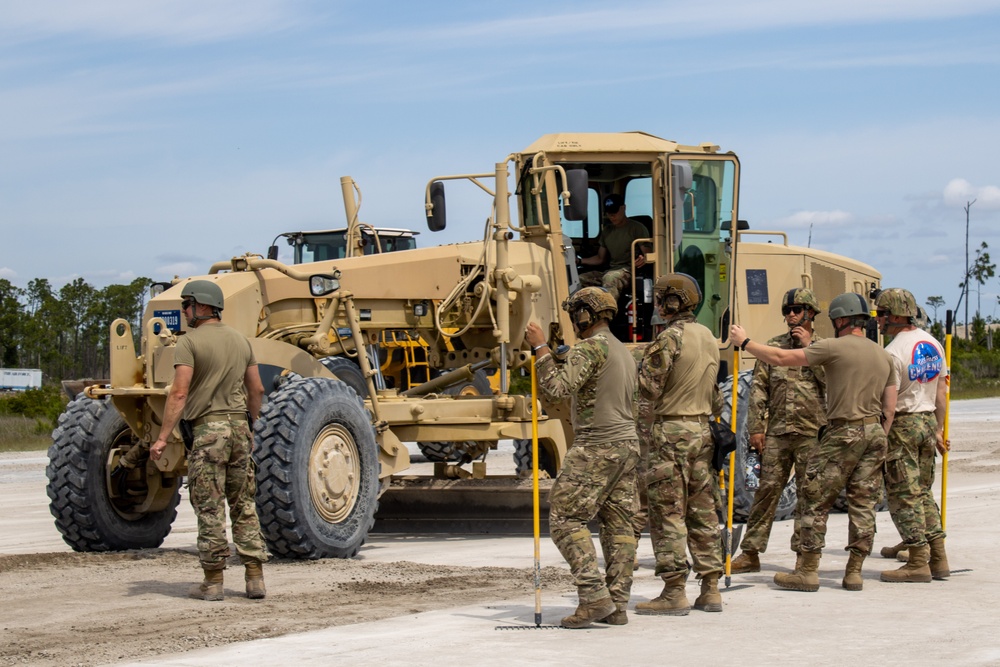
[0,549,574,667]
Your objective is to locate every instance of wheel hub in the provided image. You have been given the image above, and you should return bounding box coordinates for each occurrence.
[309,424,360,523]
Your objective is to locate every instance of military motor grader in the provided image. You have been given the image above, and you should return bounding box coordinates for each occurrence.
[46,132,881,559]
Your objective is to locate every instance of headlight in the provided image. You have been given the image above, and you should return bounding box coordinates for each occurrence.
[309,274,341,296]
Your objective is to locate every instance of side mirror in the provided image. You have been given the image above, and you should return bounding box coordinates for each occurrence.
[563,169,589,221]
[309,272,342,297]
[267,245,279,261]
[427,181,446,232]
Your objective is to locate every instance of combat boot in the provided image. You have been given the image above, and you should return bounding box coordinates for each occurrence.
[693,574,722,612]
[879,540,906,559]
[595,603,628,626]
[245,561,266,599]
[189,568,224,601]
[880,544,932,583]
[842,551,865,591]
[730,550,760,574]
[561,596,616,629]
[773,552,820,592]
[929,538,950,580]
[635,573,690,616]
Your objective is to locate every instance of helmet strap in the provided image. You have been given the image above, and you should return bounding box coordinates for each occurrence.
[571,308,593,335]
[188,302,220,327]
[833,317,850,337]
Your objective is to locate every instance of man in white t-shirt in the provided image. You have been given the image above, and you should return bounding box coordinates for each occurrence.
[874,288,950,582]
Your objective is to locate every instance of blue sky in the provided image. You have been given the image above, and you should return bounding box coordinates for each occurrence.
[2,0,999,323]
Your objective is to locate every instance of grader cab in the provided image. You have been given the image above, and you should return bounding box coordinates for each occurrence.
[46,131,881,558]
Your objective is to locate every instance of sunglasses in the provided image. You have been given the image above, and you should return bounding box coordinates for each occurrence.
[876,308,891,317]
[781,305,806,316]
[181,299,195,310]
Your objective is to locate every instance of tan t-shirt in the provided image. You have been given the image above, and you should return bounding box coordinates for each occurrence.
[173,322,257,421]
[803,334,895,421]
[600,218,650,270]
[536,330,638,446]
[639,316,719,418]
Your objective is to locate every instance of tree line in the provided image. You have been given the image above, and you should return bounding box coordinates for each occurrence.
[0,277,150,383]
[0,271,997,398]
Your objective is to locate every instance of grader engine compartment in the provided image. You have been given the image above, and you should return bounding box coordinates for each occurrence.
[46,131,881,559]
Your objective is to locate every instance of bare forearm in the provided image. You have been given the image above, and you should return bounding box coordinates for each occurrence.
[882,385,897,434]
[159,390,188,439]
[745,340,807,367]
[935,378,948,430]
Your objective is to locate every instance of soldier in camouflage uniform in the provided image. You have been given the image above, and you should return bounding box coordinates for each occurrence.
[578,193,652,301]
[149,280,269,601]
[731,292,897,592]
[525,286,640,628]
[731,288,826,574]
[635,273,725,616]
[874,288,950,582]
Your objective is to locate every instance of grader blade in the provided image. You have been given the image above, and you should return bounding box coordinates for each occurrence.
[372,477,554,534]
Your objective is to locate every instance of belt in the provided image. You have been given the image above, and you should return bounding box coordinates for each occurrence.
[656,415,710,423]
[828,415,880,427]
[894,411,933,418]
[193,412,246,427]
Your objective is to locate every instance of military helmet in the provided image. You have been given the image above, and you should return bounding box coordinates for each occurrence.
[781,287,821,314]
[181,280,224,310]
[914,305,929,329]
[653,273,701,311]
[828,292,870,320]
[563,286,617,321]
[874,287,918,318]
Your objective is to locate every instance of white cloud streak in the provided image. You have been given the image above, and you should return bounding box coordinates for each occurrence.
[0,0,317,44]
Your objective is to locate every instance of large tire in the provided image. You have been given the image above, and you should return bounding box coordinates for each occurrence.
[46,396,180,551]
[719,371,798,523]
[319,356,369,398]
[255,376,380,559]
[416,369,493,464]
[513,438,558,478]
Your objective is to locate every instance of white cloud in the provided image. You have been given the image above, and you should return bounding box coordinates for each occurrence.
[0,267,17,281]
[943,178,1000,209]
[349,1,1000,49]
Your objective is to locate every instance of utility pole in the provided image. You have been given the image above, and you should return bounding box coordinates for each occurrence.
[964,199,976,341]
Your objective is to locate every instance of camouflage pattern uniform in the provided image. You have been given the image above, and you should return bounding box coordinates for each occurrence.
[886,413,945,546]
[798,420,888,555]
[742,331,826,554]
[188,417,269,569]
[630,344,653,541]
[537,331,639,606]
[638,312,723,581]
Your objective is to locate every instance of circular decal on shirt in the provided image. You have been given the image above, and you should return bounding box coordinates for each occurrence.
[909,341,942,383]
